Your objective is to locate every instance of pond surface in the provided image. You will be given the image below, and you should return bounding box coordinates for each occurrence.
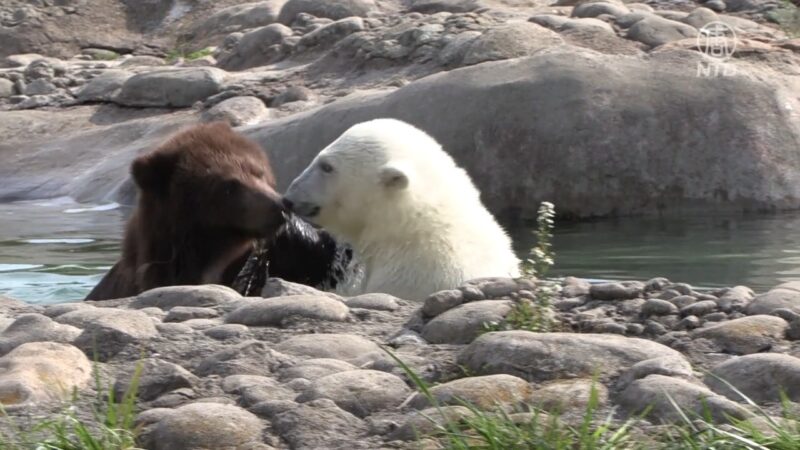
[1,198,800,304]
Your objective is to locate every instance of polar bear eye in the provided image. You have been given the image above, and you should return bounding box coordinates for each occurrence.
[319,161,334,174]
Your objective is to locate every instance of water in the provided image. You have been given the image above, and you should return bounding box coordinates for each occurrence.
[2,199,800,304]
[512,213,800,292]
[0,198,123,304]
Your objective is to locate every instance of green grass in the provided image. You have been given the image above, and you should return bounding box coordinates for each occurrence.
[383,348,800,450]
[0,363,142,450]
[166,47,214,63]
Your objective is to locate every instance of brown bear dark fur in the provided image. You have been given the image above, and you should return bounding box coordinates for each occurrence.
[85,122,286,300]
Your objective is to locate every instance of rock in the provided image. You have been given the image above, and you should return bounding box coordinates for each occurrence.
[422,300,512,344]
[280,358,358,381]
[278,0,377,24]
[683,7,718,29]
[146,403,264,450]
[115,68,226,107]
[196,340,295,377]
[669,295,697,309]
[0,314,81,356]
[458,331,686,381]
[389,405,474,440]
[202,96,269,127]
[164,306,219,322]
[42,302,95,318]
[0,78,14,98]
[261,278,344,301]
[626,16,698,47]
[466,277,536,302]
[562,277,591,297]
[619,374,750,422]
[422,289,464,317]
[204,324,251,340]
[272,86,315,107]
[24,59,59,80]
[618,355,694,388]
[561,18,616,34]
[531,379,609,413]
[345,293,401,311]
[56,308,158,360]
[298,17,365,48]
[788,319,800,340]
[642,299,679,316]
[409,374,531,410]
[677,315,701,330]
[590,282,643,300]
[23,78,56,96]
[681,300,717,316]
[572,2,630,18]
[226,295,349,325]
[271,400,367,449]
[216,24,293,70]
[114,358,198,402]
[297,369,411,417]
[187,1,286,44]
[692,315,788,354]
[747,282,800,315]
[706,354,800,403]
[131,285,242,310]
[409,0,485,12]
[645,277,671,291]
[0,342,91,407]
[221,374,295,406]
[276,333,383,363]
[462,22,563,66]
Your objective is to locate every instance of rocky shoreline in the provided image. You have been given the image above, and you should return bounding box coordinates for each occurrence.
[1,276,800,448]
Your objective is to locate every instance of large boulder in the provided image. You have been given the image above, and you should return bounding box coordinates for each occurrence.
[115,68,227,107]
[244,48,800,221]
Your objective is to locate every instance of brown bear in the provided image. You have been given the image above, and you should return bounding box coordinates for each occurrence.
[86,122,288,300]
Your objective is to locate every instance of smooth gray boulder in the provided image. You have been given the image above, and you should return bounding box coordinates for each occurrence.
[706,354,800,403]
[225,295,350,325]
[278,0,377,24]
[146,403,264,450]
[618,374,750,423]
[115,68,226,107]
[457,331,687,381]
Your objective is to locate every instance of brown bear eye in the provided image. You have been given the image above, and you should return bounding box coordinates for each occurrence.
[319,162,334,173]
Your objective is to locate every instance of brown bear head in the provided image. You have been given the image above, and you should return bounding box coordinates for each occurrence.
[131,122,286,239]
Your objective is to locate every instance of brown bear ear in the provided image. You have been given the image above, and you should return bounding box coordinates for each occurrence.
[131,151,179,193]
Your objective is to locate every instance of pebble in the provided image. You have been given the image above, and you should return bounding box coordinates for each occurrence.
[642,299,678,316]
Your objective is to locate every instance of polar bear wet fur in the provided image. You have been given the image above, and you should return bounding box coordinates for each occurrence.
[284,118,520,300]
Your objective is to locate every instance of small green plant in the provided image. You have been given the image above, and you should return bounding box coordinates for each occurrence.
[484,201,557,333]
[521,201,556,279]
[0,363,142,450]
[93,51,120,61]
[166,47,213,63]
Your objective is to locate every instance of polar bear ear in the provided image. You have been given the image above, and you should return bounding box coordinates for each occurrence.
[379,163,410,190]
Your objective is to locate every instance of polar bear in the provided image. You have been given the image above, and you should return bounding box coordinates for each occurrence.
[283,118,520,300]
